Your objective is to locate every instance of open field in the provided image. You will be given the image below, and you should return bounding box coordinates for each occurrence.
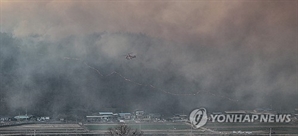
[0,123,89,135]
[85,122,298,135]
[0,122,297,135]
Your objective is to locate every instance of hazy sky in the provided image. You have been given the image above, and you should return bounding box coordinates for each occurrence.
[0,0,297,116]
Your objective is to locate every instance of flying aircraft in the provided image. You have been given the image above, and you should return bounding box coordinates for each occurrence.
[125,53,136,60]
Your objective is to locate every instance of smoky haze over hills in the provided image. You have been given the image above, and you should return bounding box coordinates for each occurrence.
[0,1,297,117]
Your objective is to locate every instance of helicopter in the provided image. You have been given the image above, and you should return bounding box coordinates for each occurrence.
[124,53,136,60]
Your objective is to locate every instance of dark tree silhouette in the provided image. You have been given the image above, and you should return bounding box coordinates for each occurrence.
[106,124,143,136]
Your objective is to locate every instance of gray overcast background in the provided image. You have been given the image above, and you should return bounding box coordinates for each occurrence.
[0,1,297,117]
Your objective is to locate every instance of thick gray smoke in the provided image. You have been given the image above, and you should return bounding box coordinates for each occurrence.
[0,1,297,117]
[0,31,297,117]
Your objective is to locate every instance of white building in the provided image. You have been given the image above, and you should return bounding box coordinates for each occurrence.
[86,112,115,122]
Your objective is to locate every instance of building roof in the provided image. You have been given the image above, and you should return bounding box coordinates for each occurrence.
[14,115,32,119]
[86,115,113,118]
[99,112,113,115]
